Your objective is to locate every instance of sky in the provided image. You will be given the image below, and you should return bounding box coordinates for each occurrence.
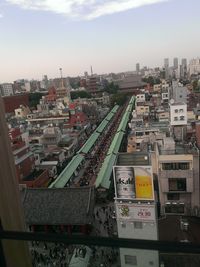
[0,0,200,82]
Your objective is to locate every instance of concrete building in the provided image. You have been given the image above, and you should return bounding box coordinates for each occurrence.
[15,105,31,118]
[173,57,178,69]
[9,128,34,183]
[0,83,14,96]
[136,63,140,73]
[170,81,188,103]
[164,58,169,78]
[154,139,200,216]
[170,102,187,126]
[188,58,200,76]
[113,153,159,267]
[135,93,145,103]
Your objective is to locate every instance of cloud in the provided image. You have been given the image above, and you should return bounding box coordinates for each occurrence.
[0,13,4,18]
[6,0,167,20]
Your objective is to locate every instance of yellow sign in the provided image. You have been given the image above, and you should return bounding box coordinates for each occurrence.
[135,168,153,199]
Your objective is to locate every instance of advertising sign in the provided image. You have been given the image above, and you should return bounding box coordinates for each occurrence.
[113,166,154,200]
[117,204,155,222]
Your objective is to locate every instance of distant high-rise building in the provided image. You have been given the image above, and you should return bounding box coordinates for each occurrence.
[164,58,169,79]
[136,63,140,73]
[180,58,188,79]
[0,83,14,96]
[164,58,169,69]
[188,58,200,76]
[173,57,178,69]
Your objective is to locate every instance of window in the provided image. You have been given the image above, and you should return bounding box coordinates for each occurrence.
[124,255,137,265]
[175,109,178,113]
[162,162,189,170]
[165,204,184,214]
[179,109,184,112]
[174,117,178,121]
[180,116,185,120]
[134,222,143,229]
[167,193,180,200]
[121,223,126,228]
[168,178,186,191]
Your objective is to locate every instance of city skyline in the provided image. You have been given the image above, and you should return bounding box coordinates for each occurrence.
[0,0,200,82]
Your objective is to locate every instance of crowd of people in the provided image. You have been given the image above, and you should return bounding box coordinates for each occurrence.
[31,241,72,267]
[78,107,123,187]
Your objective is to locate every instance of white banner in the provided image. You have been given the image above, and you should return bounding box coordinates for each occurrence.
[117,204,155,222]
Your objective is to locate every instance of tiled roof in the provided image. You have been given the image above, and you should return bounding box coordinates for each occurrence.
[22,187,95,225]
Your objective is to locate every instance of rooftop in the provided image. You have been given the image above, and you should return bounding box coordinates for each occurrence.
[22,187,95,225]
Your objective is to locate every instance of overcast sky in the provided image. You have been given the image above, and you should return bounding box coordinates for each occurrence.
[0,0,200,82]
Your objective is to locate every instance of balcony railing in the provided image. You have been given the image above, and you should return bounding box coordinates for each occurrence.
[1,230,200,267]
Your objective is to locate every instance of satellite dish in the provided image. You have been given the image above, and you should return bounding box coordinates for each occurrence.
[170,99,175,104]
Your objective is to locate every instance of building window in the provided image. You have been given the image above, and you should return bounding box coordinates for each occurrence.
[165,204,184,214]
[162,162,189,170]
[167,193,180,200]
[121,223,126,228]
[180,116,185,120]
[179,109,184,112]
[175,109,178,113]
[124,255,137,265]
[168,178,186,191]
[134,222,143,229]
[174,117,178,121]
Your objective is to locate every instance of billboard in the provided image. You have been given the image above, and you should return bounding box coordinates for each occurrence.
[116,204,155,222]
[113,166,154,200]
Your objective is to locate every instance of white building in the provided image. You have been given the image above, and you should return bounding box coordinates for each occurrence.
[113,154,159,267]
[188,58,200,76]
[135,94,145,103]
[170,102,187,126]
[0,83,14,96]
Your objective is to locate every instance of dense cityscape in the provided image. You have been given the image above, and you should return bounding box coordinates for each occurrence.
[1,56,200,266]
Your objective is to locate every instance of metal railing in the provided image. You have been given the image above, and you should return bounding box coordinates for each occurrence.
[1,230,200,266]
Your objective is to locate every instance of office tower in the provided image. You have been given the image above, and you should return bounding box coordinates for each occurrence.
[173,57,178,69]
[0,96,32,267]
[136,63,140,73]
[164,58,169,69]
[164,58,169,79]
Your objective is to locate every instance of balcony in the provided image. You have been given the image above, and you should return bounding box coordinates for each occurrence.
[159,169,193,179]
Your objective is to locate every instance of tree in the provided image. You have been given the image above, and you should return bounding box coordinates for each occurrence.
[110,93,127,106]
[105,82,119,94]
[29,92,44,108]
[70,90,92,99]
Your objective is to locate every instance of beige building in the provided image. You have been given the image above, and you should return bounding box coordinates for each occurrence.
[152,138,200,216]
[135,103,150,116]
[15,105,30,118]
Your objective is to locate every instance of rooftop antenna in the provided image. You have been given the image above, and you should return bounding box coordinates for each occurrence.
[59,67,64,87]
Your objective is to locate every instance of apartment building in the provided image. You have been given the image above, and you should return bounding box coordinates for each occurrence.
[153,138,199,216]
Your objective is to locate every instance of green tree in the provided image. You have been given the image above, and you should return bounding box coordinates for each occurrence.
[105,82,119,94]
[29,92,44,108]
[70,90,92,99]
[111,93,127,106]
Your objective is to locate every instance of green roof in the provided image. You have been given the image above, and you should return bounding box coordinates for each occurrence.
[78,132,100,153]
[95,119,109,133]
[111,105,119,113]
[107,131,124,155]
[95,153,117,189]
[49,154,84,188]
[105,112,114,121]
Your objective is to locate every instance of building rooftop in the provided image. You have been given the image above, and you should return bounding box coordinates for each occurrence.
[21,187,95,225]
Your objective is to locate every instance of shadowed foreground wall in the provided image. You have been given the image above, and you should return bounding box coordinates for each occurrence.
[0,96,32,267]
